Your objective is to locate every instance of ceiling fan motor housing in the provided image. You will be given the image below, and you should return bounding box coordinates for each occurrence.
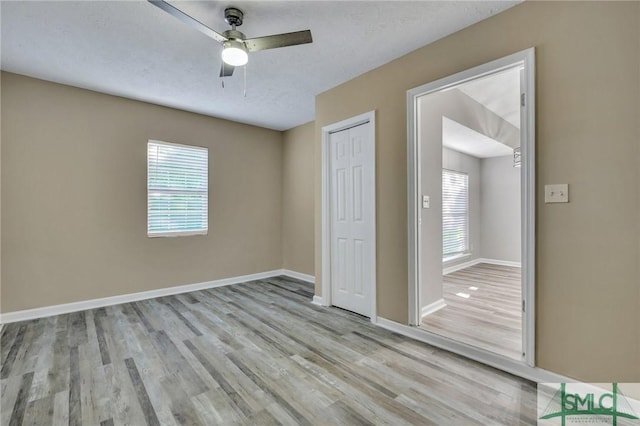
[224,8,244,27]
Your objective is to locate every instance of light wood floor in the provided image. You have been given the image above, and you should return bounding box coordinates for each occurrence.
[420,263,522,360]
[1,276,536,425]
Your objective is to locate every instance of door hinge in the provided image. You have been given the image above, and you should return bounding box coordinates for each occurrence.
[522,299,526,312]
[521,93,525,107]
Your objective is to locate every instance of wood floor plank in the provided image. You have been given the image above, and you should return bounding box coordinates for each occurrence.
[104,361,147,426]
[68,346,82,426]
[1,324,28,379]
[190,388,243,425]
[1,325,20,364]
[76,331,112,426]
[150,331,209,397]
[10,320,49,384]
[93,308,112,366]
[159,372,203,426]
[183,339,255,418]
[48,321,71,395]
[124,358,160,426]
[22,395,53,426]
[225,351,313,426]
[51,390,69,426]
[100,305,133,363]
[68,312,88,348]
[8,371,34,426]
[244,407,282,426]
[27,318,58,402]
[0,277,537,424]
[289,354,415,426]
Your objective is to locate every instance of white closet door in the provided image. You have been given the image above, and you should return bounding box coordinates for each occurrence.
[329,121,374,317]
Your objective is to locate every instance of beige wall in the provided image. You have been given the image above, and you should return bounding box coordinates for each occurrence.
[315,2,640,381]
[282,121,315,276]
[1,72,283,313]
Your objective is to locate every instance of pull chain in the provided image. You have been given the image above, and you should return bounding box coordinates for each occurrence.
[243,64,247,97]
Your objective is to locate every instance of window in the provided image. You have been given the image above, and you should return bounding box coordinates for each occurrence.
[147,140,208,237]
[442,169,468,259]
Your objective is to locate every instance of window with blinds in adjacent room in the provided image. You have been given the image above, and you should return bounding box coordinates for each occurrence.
[442,169,469,258]
[147,140,208,237]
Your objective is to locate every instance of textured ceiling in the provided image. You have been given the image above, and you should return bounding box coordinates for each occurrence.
[1,1,519,131]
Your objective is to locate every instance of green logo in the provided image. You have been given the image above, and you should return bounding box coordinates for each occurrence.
[539,383,639,426]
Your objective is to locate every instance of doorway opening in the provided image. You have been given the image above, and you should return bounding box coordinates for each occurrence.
[407,49,535,367]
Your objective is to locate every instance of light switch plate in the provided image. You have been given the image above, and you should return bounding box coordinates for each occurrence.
[545,184,569,203]
[422,195,430,209]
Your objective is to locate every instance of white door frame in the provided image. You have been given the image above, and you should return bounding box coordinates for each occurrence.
[321,111,377,322]
[406,48,536,367]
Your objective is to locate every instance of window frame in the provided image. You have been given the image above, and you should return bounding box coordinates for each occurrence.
[442,168,469,260]
[147,140,209,238]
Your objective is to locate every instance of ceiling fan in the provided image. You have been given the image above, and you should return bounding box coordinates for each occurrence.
[148,0,313,77]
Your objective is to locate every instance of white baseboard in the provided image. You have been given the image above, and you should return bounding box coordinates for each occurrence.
[1,269,288,324]
[1,269,319,324]
[443,258,480,275]
[280,269,315,284]
[311,295,326,306]
[420,299,446,319]
[443,257,521,275]
[372,316,574,384]
[477,258,521,268]
[280,270,321,306]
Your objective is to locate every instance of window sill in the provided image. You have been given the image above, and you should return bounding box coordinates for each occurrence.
[148,230,208,238]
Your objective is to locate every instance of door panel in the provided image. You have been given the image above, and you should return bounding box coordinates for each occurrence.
[353,165,363,222]
[330,122,373,316]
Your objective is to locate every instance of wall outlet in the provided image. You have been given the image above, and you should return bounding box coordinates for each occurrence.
[545,184,569,203]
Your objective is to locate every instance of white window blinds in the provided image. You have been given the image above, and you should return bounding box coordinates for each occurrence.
[147,141,208,237]
[442,169,469,257]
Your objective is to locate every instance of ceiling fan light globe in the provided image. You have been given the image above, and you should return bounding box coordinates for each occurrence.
[222,41,248,66]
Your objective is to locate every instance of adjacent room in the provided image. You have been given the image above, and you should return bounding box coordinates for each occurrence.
[1,1,639,425]
[417,68,524,360]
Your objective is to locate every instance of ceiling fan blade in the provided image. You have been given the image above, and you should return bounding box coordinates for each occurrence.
[148,0,227,44]
[220,62,235,77]
[244,30,312,52]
